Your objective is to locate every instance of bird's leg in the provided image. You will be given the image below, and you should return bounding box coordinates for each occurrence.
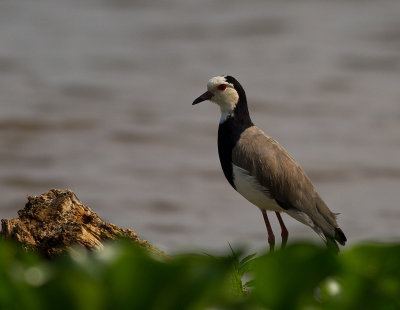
[275,211,288,249]
[261,210,275,252]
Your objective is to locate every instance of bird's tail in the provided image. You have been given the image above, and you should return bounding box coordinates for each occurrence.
[324,227,347,253]
[285,206,347,251]
[334,227,347,246]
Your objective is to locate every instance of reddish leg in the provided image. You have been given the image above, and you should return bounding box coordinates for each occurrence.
[261,210,275,252]
[275,211,289,249]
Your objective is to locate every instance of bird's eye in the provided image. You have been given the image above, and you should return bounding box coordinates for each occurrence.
[217,84,227,91]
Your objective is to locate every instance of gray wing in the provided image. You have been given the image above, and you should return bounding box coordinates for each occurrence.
[232,126,346,245]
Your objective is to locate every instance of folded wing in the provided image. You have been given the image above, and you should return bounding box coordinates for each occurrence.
[232,126,346,246]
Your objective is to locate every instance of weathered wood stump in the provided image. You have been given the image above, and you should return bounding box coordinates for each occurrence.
[0,189,165,258]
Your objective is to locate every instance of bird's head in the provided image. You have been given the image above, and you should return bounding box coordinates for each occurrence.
[193,75,251,124]
[193,75,242,112]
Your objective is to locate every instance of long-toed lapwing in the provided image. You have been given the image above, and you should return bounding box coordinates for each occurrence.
[193,75,346,251]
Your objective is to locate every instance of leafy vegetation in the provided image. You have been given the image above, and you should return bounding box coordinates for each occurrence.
[0,239,399,309]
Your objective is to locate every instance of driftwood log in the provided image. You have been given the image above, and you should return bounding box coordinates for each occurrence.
[0,189,165,258]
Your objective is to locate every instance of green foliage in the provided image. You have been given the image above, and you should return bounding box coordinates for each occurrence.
[1,240,400,310]
[329,244,400,310]
[227,244,256,296]
[251,243,339,309]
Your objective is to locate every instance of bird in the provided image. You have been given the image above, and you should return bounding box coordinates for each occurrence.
[192,75,347,251]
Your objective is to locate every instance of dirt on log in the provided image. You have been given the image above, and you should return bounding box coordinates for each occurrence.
[0,189,165,258]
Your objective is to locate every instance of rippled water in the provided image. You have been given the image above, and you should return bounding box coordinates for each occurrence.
[1,0,400,252]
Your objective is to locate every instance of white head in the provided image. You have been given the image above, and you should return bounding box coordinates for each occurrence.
[206,76,239,113]
[192,75,240,122]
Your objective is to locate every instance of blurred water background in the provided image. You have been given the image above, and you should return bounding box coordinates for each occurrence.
[1,0,400,252]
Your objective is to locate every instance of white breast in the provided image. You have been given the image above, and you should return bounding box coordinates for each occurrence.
[232,165,283,212]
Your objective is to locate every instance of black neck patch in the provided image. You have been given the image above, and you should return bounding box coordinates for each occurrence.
[218,76,253,188]
[224,76,252,125]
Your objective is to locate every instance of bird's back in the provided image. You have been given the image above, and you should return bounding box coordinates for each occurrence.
[231,125,346,246]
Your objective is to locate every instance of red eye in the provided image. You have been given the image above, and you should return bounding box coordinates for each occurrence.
[217,84,227,91]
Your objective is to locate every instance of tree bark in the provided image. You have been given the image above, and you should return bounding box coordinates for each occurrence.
[1,189,165,258]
